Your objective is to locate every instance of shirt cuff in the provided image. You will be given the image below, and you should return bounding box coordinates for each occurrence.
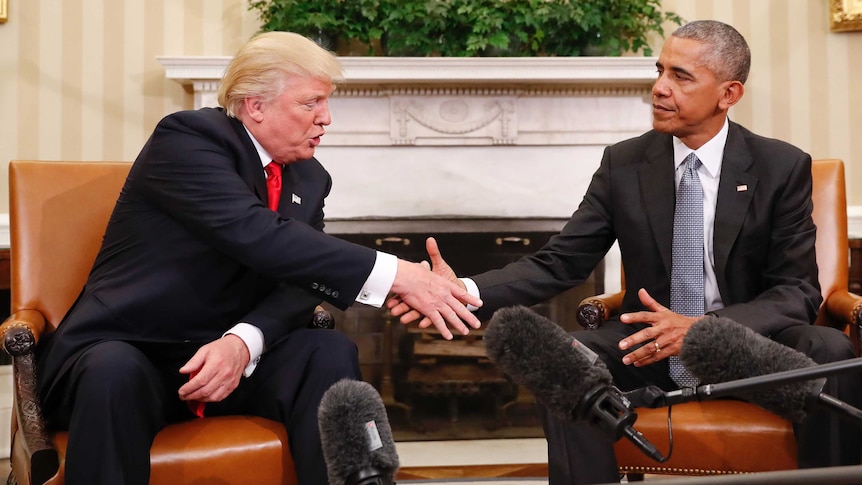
[461,277,481,312]
[224,323,264,377]
[355,251,397,308]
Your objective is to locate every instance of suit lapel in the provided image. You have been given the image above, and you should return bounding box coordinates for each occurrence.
[228,116,268,204]
[278,164,295,216]
[639,133,676,277]
[713,122,757,289]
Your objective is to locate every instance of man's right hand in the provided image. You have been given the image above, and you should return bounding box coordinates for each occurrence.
[178,334,249,403]
[388,237,480,339]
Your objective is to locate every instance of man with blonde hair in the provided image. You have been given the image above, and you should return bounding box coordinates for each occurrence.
[36,31,481,485]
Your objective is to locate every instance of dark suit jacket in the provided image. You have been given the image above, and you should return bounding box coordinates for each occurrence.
[37,107,377,400]
[472,121,822,336]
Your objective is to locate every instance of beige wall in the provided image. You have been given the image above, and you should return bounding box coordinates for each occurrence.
[0,0,860,214]
[0,0,261,213]
[662,0,862,204]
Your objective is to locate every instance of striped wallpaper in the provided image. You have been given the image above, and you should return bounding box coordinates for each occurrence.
[662,0,862,206]
[0,0,860,214]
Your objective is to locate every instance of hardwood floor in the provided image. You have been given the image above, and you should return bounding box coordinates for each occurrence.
[0,454,676,483]
[397,463,548,481]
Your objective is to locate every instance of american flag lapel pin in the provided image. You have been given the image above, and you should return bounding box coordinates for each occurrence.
[736,185,748,192]
[292,193,302,204]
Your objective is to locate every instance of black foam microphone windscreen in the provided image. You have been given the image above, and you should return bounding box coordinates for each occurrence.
[318,379,400,485]
[679,316,819,422]
[484,305,612,421]
[486,305,666,462]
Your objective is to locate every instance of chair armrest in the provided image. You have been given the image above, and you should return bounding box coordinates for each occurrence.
[823,290,862,356]
[309,305,335,329]
[2,309,50,347]
[0,310,61,483]
[577,291,626,330]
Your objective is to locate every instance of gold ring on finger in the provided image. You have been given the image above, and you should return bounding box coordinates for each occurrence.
[653,341,661,353]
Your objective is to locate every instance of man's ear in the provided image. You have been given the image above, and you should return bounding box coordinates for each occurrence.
[718,80,744,110]
[243,97,266,123]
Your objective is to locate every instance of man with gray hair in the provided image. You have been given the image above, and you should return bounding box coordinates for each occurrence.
[36,31,481,485]
[390,20,861,483]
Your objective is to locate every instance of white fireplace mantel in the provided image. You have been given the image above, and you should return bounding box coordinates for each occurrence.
[157,55,657,219]
[158,55,659,87]
[157,56,661,128]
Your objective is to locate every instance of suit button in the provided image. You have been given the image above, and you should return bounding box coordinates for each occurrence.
[332,291,339,298]
[311,282,319,290]
[325,288,332,295]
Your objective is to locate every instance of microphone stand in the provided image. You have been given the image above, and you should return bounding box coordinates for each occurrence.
[579,385,667,462]
[346,467,395,485]
[626,356,862,427]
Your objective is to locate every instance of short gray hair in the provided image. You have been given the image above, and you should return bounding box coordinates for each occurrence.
[672,20,751,84]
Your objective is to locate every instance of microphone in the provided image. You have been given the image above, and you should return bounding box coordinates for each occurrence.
[623,317,862,427]
[485,305,666,462]
[678,316,821,422]
[318,379,400,485]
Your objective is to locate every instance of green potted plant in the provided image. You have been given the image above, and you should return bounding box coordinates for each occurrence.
[248,0,682,57]
[248,0,342,50]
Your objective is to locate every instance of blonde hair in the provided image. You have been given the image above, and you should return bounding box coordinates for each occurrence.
[218,32,344,117]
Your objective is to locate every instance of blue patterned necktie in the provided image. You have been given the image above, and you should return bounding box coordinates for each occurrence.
[668,153,704,387]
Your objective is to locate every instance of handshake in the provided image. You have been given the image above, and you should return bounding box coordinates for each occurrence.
[386,237,483,340]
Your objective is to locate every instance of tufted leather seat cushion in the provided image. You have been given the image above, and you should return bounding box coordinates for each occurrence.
[613,400,796,476]
[19,417,298,485]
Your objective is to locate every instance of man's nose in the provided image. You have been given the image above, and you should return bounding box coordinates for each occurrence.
[317,101,332,126]
[652,76,670,97]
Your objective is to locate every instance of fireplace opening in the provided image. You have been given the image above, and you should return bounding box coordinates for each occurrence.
[325,218,603,441]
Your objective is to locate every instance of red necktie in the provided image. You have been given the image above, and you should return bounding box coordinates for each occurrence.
[264,162,282,211]
[188,370,205,418]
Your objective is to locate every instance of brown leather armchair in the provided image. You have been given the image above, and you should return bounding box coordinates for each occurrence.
[576,159,862,479]
[0,160,337,485]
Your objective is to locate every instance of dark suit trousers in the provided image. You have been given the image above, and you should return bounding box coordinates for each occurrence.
[540,320,862,485]
[43,329,361,485]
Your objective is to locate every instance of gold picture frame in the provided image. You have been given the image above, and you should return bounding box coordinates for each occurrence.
[831,0,862,32]
[0,0,7,24]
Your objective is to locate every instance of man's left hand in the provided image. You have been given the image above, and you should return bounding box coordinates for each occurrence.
[618,288,699,367]
[178,334,250,403]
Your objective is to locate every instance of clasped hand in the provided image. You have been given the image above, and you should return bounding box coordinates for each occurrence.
[387,237,482,339]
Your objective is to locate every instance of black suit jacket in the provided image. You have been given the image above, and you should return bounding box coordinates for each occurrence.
[37,108,377,399]
[472,121,821,336]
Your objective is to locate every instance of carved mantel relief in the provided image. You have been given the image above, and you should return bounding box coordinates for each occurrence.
[390,93,517,145]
